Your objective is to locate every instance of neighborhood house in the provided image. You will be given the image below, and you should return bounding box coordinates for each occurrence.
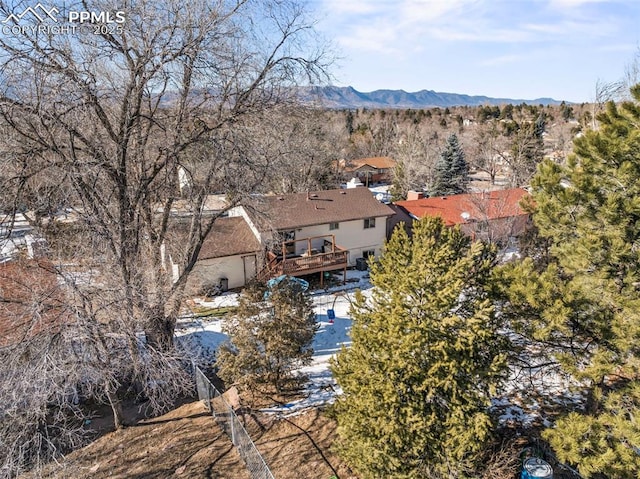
[181,216,262,293]
[171,187,395,292]
[394,188,531,244]
[338,156,396,185]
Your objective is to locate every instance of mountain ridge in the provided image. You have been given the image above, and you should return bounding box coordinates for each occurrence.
[302,86,562,109]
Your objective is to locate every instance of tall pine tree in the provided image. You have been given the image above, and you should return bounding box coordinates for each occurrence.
[331,217,507,478]
[217,279,317,396]
[496,84,640,478]
[430,133,469,196]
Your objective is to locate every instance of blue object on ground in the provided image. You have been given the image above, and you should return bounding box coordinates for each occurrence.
[521,458,553,479]
[264,275,310,299]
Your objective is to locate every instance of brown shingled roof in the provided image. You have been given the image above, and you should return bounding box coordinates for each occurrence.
[198,217,261,260]
[345,156,396,170]
[251,187,395,231]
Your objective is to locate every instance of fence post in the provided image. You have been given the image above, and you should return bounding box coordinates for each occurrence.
[231,410,236,445]
[193,366,275,479]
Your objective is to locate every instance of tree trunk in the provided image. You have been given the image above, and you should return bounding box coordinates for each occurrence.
[106,382,126,430]
[145,312,176,350]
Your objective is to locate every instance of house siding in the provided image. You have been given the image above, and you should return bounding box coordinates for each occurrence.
[186,254,257,293]
[286,216,388,266]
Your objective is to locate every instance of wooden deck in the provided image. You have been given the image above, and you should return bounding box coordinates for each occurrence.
[257,235,348,283]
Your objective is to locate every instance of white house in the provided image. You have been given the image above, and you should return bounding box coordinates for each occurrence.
[169,216,261,294]
[169,188,395,291]
[229,187,395,285]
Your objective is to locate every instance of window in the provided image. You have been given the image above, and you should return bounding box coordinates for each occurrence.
[329,222,339,231]
[364,217,376,229]
[283,230,295,241]
[362,250,375,259]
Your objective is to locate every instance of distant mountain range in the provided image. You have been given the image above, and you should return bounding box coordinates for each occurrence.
[301,86,561,109]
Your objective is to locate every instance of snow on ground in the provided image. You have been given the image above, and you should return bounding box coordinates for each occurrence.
[261,285,371,417]
[175,316,228,361]
[175,268,585,425]
[492,366,585,429]
[192,291,240,309]
[174,270,370,414]
[498,244,522,263]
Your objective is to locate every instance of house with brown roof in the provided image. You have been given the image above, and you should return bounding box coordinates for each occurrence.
[394,188,531,244]
[186,217,262,293]
[165,216,262,294]
[338,156,396,185]
[166,187,395,291]
[229,187,395,285]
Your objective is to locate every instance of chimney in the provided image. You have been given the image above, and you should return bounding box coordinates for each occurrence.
[407,190,424,201]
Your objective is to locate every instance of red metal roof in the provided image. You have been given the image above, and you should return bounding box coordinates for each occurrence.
[395,188,530,226]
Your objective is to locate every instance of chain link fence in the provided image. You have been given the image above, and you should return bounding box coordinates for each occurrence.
[194,366,275,479]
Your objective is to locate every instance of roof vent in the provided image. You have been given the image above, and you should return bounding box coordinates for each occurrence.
[278,197,284,201]
[311,194,318,198]
[340,191,346,194]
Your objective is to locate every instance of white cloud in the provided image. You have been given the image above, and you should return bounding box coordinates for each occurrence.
[427,24,535,43]
[522,18,615,38]
[322,0,519,53]
[324,0,622,53]
[596,42,638,53]
[336,23,402,55]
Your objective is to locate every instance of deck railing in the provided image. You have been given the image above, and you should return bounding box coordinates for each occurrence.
[279,249,348,275]
[257,246,348,281]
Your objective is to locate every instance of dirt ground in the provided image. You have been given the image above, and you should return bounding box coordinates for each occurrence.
[27,402,356,479]
[244,408,357,479]
[28,402,250,479]
[26,399,570,479]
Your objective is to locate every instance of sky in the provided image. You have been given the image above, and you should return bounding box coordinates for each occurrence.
[310,0,640,103]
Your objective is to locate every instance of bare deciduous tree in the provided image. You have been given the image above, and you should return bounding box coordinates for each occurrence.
[469,121,508,186]
[0,0,329,473]
[390,124,440,200]
[0,0,329,345]
[249,106,341,193]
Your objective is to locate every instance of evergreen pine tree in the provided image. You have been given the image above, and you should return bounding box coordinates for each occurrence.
[496,84,640,478]
[430,148,454,196]
[345,110,355,135]
[534,112,546,138]
[217,279,318,395]
[449,134,469,193]
[430,133,469,196]
[331,217,507,478]
[508,116,544,186]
